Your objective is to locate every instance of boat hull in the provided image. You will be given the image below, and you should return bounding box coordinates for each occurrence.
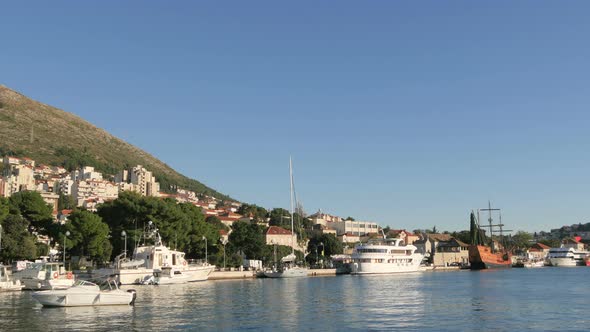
[33,290,135,307]
[264,267,308,278]
[155,266,215,284]
[468,245,511,270]
[549,258,578,267]
[96,265,215,285]
[351,260,422,275]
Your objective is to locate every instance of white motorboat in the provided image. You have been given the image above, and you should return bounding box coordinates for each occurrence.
[547,247,588,267]
[93,223,215,285]
[32,279,136,307]
[12,262,75,290]
[351,238,424,274]
[0,265,23,292]
[152,264,214,285]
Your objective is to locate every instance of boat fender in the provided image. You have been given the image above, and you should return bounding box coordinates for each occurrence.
[127,289,137,305]
[67,272,73,279]
[53,272,59,279]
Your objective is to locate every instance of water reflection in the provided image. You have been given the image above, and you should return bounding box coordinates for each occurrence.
[2,269,590,331]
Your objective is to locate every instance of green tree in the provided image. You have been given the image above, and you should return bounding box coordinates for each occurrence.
[0,215,37,262]
[97,191,217,259]
[237,203,268,223]
[269,208,290,227]
[0,197,9,222]
[306,233,343,266]
[451,230,471,244]
[8,191,53,233]
[511,231,533,249]
[64,211,112,263]
[57,194,76,211]
[228,221,266,260]
[206,216,229,232]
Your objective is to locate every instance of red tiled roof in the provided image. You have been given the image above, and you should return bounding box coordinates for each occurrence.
[266,226,292,235]
[61,209,73,215]
[534,243,550,249]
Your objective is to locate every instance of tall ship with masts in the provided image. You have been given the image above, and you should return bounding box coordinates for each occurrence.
[468,202,512,269]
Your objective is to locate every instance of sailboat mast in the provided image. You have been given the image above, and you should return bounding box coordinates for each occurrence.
[289,156,295,256]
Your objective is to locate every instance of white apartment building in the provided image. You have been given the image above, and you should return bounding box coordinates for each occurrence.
[72,179,119,206]
[330,220,380,236]
[1,164,36,197]
[130,165,160,197]
[58,179,75,196]
[309,210,343,227]
[116,165,160,197]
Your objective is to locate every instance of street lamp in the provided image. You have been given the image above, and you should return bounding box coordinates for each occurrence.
[202,236,208,264]
[63,231,70,268]
[121,230,127,258]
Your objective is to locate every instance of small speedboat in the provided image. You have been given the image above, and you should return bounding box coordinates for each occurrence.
[32,279,136,307]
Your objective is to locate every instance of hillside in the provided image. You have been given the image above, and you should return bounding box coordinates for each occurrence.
[0,84,231,201]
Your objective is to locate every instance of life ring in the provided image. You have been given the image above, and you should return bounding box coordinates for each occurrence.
[67,272,73,279]
[53,272,59,279]
[183,261,187,266]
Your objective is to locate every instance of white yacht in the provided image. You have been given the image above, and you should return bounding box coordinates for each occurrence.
[93,223,215,285]
[32,279,136,307]
[0,265,23,292]
[547,247,588,267]
[12,262,75,290]
[351,238,424,274]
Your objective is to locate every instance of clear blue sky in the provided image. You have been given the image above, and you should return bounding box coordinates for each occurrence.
[2,1,589,233]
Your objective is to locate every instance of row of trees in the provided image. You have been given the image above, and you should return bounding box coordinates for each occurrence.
[0,191,346,269]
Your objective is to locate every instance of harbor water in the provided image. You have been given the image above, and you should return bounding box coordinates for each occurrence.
[1,267,589,331]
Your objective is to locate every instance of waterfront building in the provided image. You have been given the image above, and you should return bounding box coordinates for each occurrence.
[309,210,343,227]
[528,242,550,261]
[330,220,380,236]
[266,226,305,252]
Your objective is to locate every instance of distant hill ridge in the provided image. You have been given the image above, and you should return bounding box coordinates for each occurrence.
[0,84,231,201]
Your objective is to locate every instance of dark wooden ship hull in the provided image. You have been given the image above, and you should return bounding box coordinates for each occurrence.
[468,245,512,270]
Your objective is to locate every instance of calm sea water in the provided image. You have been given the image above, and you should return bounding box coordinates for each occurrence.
[2,268,589,331]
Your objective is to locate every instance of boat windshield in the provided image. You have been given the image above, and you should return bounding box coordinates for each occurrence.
[98,279,119,291]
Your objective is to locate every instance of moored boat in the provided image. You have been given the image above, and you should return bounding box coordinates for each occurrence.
[0,265,23,292]
[32,279,136,307]
[92,222,215,285]
[12,262,75,290]
[468,204,512,270]
[351,238,424,274]
[547,247,588,267]
[264,158,308,278]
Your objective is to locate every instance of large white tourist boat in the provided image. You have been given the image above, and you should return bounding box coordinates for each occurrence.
[264,158,308,278]
[547,247,588,267]
[351,238,424,274]
[93,223,215,285]
[0,265,23,292]
[12,262,75,290]
[32,279,136,307]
